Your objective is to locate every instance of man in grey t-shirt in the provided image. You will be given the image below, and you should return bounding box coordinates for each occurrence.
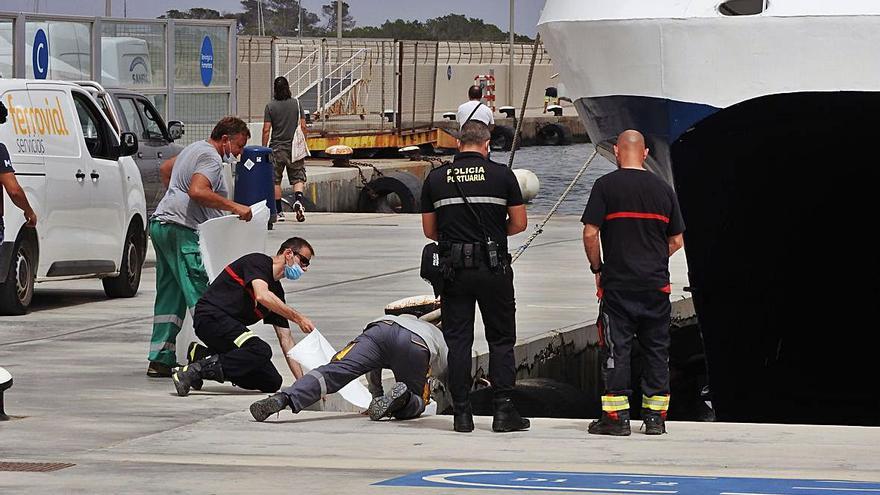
[262,76,308,223]
[146,116,254,378]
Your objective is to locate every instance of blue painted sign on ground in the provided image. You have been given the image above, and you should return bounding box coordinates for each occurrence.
[33,29,48,79]
[377,469,880,494]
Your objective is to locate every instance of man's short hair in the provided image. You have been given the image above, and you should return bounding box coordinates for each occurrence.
[210,116,251,141]
[458,120,491,146]
[277,236,315,256]
[468,85,483,100]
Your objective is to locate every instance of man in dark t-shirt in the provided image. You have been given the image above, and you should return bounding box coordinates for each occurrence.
[582,130,685,436]
[172,237,316,397]
[0,102,37,244]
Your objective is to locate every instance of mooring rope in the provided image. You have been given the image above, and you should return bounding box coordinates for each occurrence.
[507,33,542,169]
[511,148,599,264]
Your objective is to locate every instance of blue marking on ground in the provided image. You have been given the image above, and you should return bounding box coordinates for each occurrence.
[376,469,880,494]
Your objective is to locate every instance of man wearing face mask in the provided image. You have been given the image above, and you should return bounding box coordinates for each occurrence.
[172,237,316,396]
[147,116,255,378]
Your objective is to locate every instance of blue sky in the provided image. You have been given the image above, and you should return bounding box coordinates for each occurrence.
[2,0,545,36]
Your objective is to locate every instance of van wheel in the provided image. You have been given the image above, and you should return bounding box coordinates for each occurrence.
[103,224,144,298]
[0,235,37,315]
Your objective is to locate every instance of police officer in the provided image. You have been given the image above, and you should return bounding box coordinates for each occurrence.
[420,120,529,433]
[249,313,448,422]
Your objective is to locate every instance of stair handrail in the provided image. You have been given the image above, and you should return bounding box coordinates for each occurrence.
[278,47,321,98]
[320,48,369,111]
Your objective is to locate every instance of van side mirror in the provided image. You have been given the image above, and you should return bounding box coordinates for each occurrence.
[167,121,185,141]
[119,132,138,157]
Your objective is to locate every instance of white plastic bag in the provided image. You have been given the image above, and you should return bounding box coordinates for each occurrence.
[197,201,270,282]
[287,330,372,409]
[175,201,271,364]
[291,125,310,162]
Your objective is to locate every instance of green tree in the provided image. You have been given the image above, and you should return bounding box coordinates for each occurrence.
[234,0,322,36]
[159,8,235,20]
[321,1,355,33]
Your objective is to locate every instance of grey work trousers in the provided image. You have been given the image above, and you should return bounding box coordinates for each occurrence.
[281,321,431,419]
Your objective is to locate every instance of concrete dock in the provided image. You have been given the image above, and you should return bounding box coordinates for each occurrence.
[2,214,878,494]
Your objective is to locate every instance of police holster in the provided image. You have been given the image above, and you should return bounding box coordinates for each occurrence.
[448,170,505,273]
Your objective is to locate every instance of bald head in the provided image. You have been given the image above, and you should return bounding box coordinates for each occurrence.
[613,129,649,169]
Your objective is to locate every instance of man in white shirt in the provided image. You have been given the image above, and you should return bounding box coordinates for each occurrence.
[456,85,495,129]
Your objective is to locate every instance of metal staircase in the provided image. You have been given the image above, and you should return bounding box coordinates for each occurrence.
[278,47,370,118]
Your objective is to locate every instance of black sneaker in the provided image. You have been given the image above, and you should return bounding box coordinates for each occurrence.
[367,382,409,421]
[292,200,306,222]
[642,413,667,435]
[588,415,632,436]
[250,393,291,422]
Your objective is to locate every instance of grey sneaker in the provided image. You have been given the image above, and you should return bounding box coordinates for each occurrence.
[250,393,291,422]
[367,382,409,421]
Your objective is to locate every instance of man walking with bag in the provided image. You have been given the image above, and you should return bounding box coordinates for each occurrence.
[263,76,309,223]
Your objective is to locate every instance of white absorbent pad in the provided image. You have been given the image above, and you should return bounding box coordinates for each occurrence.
[287,330,373,409]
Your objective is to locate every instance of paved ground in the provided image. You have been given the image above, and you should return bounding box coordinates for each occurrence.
[3,213,877,494]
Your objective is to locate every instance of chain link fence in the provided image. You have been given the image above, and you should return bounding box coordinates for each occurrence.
[397,40,438,131]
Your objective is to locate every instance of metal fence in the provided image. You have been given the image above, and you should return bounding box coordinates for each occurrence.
[397,40,438,131]
[237,38,550,133]
[0,12,236,146]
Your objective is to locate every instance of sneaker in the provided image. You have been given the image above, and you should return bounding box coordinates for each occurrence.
[276,211,286,222]
[172,363,202,397]
[292,200,306,222]
[146,361,174,378]
[641,413,667,435]
[587,415,632,436]
[250,393,291,422]
[367,382,409,421]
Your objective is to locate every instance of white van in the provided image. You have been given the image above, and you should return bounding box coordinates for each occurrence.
[0,79,146,315]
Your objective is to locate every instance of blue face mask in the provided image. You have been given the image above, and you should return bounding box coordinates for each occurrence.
[284,262,304,281]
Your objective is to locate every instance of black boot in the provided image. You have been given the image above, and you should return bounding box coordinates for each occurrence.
[641,410,667,435]
[367,382,410,421]
[172,355,224,397]
[453,401,474,433]
[250,393,292,422]
[492,397,530,433]
[179,341,211,391]
[588,411,631,436]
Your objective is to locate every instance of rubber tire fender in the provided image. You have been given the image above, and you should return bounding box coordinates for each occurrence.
[536,122,572,146]
[490,125,516,152]
[357,171,423,213]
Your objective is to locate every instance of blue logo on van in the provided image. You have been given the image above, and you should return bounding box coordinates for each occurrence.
[129,56,149,84]
[33,29,49,79]
[200,36,214,86]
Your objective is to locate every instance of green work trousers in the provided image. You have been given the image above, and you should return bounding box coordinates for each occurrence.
[148,220,209,367]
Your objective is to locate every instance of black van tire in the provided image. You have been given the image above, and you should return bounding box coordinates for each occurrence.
[103,222,145,299]
[536,123,572,146]
[0,233,38,316]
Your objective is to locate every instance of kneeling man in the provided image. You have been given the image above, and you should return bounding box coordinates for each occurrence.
[172,237,316,396]
[250,313,447,422]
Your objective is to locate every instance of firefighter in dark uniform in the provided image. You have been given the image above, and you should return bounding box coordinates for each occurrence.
[171,237,316,397]
[249,313,448,422]
[420,120,530,433]
[582,130,684,436]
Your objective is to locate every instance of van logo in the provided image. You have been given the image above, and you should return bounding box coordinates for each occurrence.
[5,94,71,138]
[129,57,149,85]
[32,29,49,79]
